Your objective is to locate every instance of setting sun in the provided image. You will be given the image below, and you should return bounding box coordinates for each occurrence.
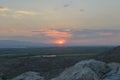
[54,39,66,45]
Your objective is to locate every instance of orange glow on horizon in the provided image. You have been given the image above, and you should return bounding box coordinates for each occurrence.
[54,39,66,45]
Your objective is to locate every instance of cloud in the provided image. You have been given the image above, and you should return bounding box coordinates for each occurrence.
[0,6,38,18]
[0,28,34,37]
[0,14,7,16]
[97,32,113,36]
[14,10,38,16]
[69,29,120,45]
[32,29,73,39]
[80,9,85,12]
[64,4,70,7]
[0,6,9,11]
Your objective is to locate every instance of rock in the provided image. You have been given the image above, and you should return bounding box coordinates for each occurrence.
[51,59,110,80]
[103,63,120,80]
[52,66,99,80]
[74,59,110,77]
[108,63,120,75]
[11,71,44,80]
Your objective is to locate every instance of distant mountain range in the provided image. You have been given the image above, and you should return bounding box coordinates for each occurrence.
[0,40,55,48]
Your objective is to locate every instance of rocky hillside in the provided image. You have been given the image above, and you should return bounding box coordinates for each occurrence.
[96,46,120,62]
[1,59,120,80]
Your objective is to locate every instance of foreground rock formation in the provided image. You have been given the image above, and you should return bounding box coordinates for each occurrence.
[1,59,119,80]
[11,71,44,80]
[51,59,120,80]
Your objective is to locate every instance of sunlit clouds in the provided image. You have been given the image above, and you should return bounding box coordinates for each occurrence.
[0,7,9,11]
[0,6,38,18]
[0,6,9,16]
[32,29,73,44]
[14,10,38,16]
[39,29,72,39]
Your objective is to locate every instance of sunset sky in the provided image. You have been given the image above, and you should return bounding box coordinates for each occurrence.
[0,0,120,45]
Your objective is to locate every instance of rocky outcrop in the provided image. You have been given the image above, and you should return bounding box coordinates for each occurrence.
[11,71,44,80]
[51,59,120,80]
[103,63,120,80]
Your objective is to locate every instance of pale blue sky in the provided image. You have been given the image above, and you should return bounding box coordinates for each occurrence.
[0,0,120,45]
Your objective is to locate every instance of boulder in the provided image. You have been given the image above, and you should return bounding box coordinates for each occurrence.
[11,71,44,80]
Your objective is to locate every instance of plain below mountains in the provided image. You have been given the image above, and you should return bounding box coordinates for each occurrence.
[0,40,55,48]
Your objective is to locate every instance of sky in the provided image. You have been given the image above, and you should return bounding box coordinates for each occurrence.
[0,0,120,45]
